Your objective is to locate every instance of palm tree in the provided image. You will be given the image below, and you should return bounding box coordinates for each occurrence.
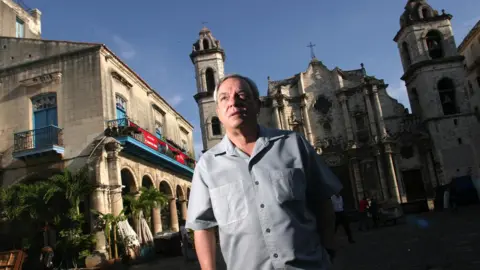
[91,210,126,259]
[123,186,168,226]
[47,166,93,216]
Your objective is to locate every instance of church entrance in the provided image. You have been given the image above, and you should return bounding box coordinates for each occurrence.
[402,169,426,201]
[330,165,355,210]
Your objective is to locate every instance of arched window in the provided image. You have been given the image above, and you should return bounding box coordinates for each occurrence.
[202,39,210,50]
[402,42,412,67]
[421,8,430,19]
[205,68,215,92]
[426,31,444,59]
[437,78,457,115]
[211,117,221,136]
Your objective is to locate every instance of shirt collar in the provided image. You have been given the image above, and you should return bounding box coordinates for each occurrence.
[213,125,287,156]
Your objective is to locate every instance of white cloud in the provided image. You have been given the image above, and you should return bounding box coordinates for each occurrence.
[167,94,184,107]
[112,35,136,60]
[386,80,411,111]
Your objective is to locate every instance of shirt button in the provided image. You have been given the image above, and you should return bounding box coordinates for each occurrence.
[260,204,265,208]
[255,181,259,185]
[266,228,271,233]
[273,253,278,258]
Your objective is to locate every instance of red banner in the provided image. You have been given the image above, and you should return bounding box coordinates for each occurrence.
[129,121,189,165]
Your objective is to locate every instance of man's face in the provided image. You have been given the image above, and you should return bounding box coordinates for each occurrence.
[216,77,260,131]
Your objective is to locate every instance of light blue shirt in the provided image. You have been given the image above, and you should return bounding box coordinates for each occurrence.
[186,126,342,270]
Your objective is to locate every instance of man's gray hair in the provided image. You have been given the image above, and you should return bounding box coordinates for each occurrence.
[213,74,260,103]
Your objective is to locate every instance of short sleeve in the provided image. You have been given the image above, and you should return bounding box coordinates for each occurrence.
[185,159,218,230]
[298,134,343,202]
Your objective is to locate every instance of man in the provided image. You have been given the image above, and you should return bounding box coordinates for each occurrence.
[186,74,342,270]
[331,194,355,243]
[357,196,369,231]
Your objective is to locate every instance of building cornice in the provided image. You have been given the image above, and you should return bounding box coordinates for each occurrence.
[401,55,464,81]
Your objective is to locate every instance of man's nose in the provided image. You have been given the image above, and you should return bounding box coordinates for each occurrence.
[227,93,242,106]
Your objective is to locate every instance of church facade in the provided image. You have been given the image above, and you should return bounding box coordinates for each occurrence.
[191,0,480,210]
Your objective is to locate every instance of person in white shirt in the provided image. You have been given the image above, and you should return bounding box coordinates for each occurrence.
[331,194,355,243]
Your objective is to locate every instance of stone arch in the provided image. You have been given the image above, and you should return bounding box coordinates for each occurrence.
[176,185,187,223]
[202,38,211,50]
[121,167,138,194]
[206,115,223,138]
[425,30,444,59]
[141,174,155,189]
[159,180,174,196]
[205,67,216,92]
[211,116,221,136]
[418,5,432,19]
[159,180,175,231]
[437,77,457,115]
[176,185,186,201]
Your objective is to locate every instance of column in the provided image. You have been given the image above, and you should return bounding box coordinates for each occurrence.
[152,207,162,234]
[426,151,438,188]
[371,85,387,138]
[385,145,401,203]
[373,146,389,201]
[106,142,124,216]
[363,88,378,141]
[339,94,354,141]
[280,107,289,130]
[301,102,315,145]
[169,198,179,232]
[180,200,188,221]
[91,187,108,254]
[386,154,401,203]
[393,153,407,202]
[88,146,108,256]
[273,104,282,129]
[350,158,364,206]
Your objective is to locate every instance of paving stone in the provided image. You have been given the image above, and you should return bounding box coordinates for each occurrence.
[130,205,480,270]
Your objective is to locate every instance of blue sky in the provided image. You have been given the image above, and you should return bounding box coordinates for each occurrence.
[25,0,480,157]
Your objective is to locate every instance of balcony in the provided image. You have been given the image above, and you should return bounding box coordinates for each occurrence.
[13,125,64,159]
[104,118,195,177]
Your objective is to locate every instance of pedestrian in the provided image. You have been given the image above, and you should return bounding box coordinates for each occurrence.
[186,74,343,270]
[369,196,379,228]
[449,183,459,214]
[331,194,355,243]
[179,220,196,262]
[358,196,369,231]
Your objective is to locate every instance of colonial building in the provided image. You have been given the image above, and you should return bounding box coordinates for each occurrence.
[458,19,480,112]
[192,0,480,210]
[0,0,195,254]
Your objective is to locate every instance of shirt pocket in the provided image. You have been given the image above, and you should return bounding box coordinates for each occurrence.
[270,168,306,204]
[209,180,248,226]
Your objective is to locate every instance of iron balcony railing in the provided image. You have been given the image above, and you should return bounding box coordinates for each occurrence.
[13,125,63,152]
[105,118,196,169]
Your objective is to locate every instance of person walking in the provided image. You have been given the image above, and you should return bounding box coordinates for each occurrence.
[358,196,370,231]
[186,74,342,270]
[331,194,355,243]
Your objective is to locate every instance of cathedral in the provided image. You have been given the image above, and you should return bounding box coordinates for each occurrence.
[190,0,480,210]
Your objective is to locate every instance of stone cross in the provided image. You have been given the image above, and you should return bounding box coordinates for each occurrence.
[307,42,316,59]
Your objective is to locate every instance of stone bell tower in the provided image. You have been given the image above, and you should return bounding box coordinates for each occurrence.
[190,26,226,152]
[394,0,480,185]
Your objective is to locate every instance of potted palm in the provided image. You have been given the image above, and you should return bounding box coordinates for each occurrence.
[123,187,167,259]
[91,209,127,263]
